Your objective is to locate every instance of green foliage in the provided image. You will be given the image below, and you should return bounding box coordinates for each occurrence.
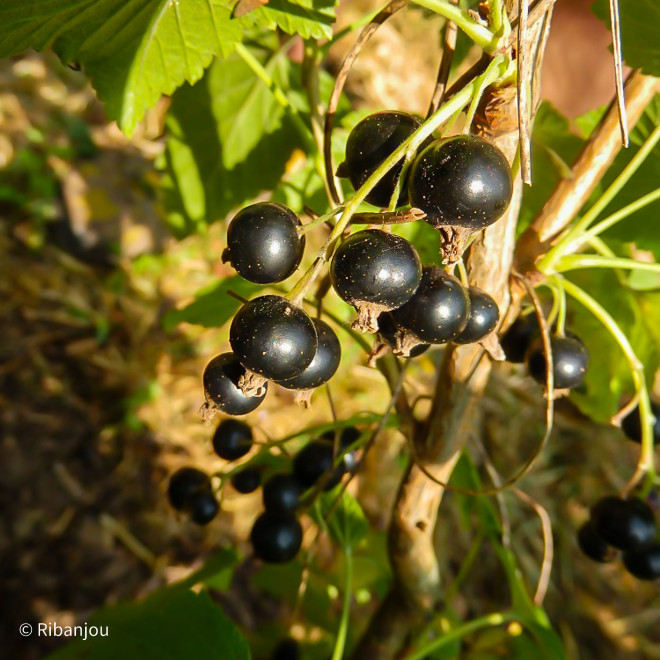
[316,490,369,553]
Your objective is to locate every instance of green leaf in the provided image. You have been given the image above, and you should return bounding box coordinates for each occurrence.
[592,0,660,76]
[46,588,250,660]
[175,548,240,591]
[316,490,369,552]
[162,276,260,332]
[247,0,338,41]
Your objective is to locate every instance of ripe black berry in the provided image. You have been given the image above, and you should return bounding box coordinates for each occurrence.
[272,638,300,660]
[621,401,660,445]
[408,135,513,230]
[212,419,253,461]
[376,312,430,357]
[188,490,219,525]
[592,496,656,551]
[500,315,538,363]
[168,467,209,511]
[250,512,303,563]
[276,318,341,391]
[203,353,267,416]
[231,467,261,494]
[223,202,305,283]
[526,334,588,390]
[392,266,469,346]
[293,440,345,490]
[344,111,421,208]
[623,542,660,580]
[330,230,422,333]
[230,295,317,381]
[577,521,615,563]
[322,426,361,470]
[263,473,303,514]
[454,287,499,344]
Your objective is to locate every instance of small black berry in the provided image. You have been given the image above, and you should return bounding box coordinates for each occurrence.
[577,521,616,563]
[223,202,305,284]
[408,135,513,230]
[377,312,430,357]
[250,512,303,563]
[212,419,253,461]
[272,638,300,660]
[344,111,421,208]
[526,334,588,390]
[621,401,660,445]
[500,315,538,363]
[231,467,262,494]
[203,353,267,415]
[293,440,345,490]
[454,287,499,344]
[188,489,219,525]
[263,473,303,514]
[592,496,656,551]
[322,426,361,471]
[168,467,209,511]
[623,542,660,581]
[230,295,317,381]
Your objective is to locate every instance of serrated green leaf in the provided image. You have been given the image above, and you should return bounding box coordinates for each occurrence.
[247,0,338,40]
[592,0,660,76]
[316,490,369,552]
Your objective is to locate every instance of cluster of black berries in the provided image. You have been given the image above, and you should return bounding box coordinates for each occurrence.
[578,496,660,581]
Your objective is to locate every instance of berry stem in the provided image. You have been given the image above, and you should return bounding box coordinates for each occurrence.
[299,206,344,235]
[554,255,660,275]
[463,54,510,133]
[331,549,353,660]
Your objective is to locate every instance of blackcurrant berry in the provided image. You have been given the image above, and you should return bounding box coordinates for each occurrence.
[376,312,430,357]
[526,334,588,390]
[272,638,300,660]
[293,440,345,490]
[276,318,341,391]
[167,467,209,511]
[621,401,660,445]
[263,473,303,514]
[454,287,499,344]
[500,315,538,363]
[212,419,253,461]
[408,135,513,230]
[623,542,660,581]
[392,266,469,345]
[231,467,262,494]
[222,202,305,284]
[250,512,303,563]
[592,496,656,551]
[330,230,422,333]
[344,111,421,208]
[230,295,317,381]
[188,489,219,525]
[577,521,616,563]
[203,353,267,416]
[322,426,361,470]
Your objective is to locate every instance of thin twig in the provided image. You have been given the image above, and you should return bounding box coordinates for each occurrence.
[609,0,629,146]
[517,0,532,184]
[426,0,458,118]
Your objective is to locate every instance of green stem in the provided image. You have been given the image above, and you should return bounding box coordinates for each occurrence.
[559,277,655,486]
[332,550,353,660]
[555,255,660,275]
[411,0,499,51]
[464,55,509,132]
[299,205,345,235]
[405,612,514,660]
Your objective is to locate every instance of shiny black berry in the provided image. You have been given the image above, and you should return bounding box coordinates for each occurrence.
[377,312,430,357]
[231,467,262,494]
[168,467,209,511]
[276,319,341,391]
[203,353,267,415]
[454,287,499,344]
[623,542,660,580]
[188,490,219,525]
[250,513,303,563]
[322,426,361,470]
[500,315,539,363]
[408,135,513,230]
[577,521,616,563]
[592,496,656,551]
[330,230,422,333]
[344,111,421,208]
[223,202,305,284]
[526,334,588,390]
[621,401,660,445]
[212,419,253,461]
[230,295,317,381]
[263,473,303,514]
[293,440,345,490]
[392,266,469,344]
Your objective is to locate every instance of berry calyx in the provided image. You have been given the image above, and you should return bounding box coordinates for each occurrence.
[202,353,267,417]
[621,401,660,445]
[167,467,209,511]
[212,419,253,461]
[293,440,346,490]
[623,542,660,581]
[187,490,219,525]
[222,202,305,284]
[408,135,513,230]
[392,266,469,350]
[344,111,421,208]
[454,287,499,344]
[591,496,656,551]
[276,318,341,403]
[263,473,303,515]
[375,312,430,359]
[500,314,538,363]
[526,334,589,390]
[250,512,303,563]
[330,229,422,333]
[231,467,262,494]
[230,295,317,389]
[577,521,616,563]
